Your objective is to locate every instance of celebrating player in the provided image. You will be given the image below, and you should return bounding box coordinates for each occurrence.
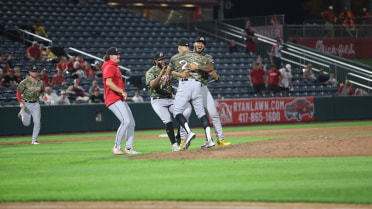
[145,52,192,152]
[192,37,231,147]
[102,47,140,155]
[17,66,51,144]
[167,38,215,150]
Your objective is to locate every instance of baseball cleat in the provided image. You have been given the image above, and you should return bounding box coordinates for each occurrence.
[31,141,39,145]
[172,143,180,152]
[18,111,22,120]
[217,139,232,147]
[183,132,196,150]
[112,146,124,155]
[201,138,215,148]
[179,138,186,151]
[124,148,141,155]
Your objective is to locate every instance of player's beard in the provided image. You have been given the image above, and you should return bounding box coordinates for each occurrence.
[194,46,204,54]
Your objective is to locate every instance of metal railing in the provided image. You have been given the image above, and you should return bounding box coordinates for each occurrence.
[16,28,53,45]
[68,47,131,80]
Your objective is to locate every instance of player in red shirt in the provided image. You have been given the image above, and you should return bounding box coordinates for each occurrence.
[266,64,281,95]
[249,62,266,95]
[102,47,140,155]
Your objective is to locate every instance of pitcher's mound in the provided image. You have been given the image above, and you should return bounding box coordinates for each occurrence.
[130,135,372,160]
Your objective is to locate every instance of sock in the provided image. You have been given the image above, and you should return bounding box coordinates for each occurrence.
[165,122,176,145]
[205,126,212,140]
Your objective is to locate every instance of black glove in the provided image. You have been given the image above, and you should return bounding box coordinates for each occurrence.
[208,74,221,84]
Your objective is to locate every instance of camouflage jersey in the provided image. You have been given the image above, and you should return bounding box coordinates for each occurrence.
[17,76,45,102]
[145,65,173,98]
[199,52,214,85]
[169,51,208,82]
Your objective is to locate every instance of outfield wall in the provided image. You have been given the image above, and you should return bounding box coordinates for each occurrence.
[1,96,371,136]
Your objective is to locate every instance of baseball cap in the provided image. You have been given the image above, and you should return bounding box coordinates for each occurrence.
[94,87,100,91]
[177,38,189,47]
[277,39,281,43]
[94,60,100,65]
[105,47,120,56]
[246,20,251,24]
[329,5,333,10]
[8,68,15,72]
[32,41,38,45]
[195,37,207,45]
[29,65,38,72]
[74,78,80,83]
[154,52,166,61]
[363,8,367,12]
[60,91,66,95]
[285,64,292,70]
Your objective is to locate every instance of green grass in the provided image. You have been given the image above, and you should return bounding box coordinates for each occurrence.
[0,121,372,203]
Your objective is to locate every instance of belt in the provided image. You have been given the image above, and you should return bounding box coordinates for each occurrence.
[152,97,172,100]
[24,100,37,103]
[181,78,196,81]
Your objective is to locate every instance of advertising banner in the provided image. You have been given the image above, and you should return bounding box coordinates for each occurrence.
[295,39,372,59]
[214,97,315,125]
[255,25,283,40]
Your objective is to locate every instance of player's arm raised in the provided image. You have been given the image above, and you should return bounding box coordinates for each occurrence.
[105,78,127,100]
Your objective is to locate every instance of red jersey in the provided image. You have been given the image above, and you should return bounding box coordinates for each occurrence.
[57,62,67,71]
[85,67,95,78]
[322,10,336,23]
[102,60,125,107]
[267,69,281,85]
[27,46,41,60]
[51,74,65,86]
[249,68,265,84]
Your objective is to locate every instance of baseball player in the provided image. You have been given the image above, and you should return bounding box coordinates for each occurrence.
[17,66,51,144]
[192,37,231,147]
[145,52,192,152]
[102,47,140,155]
[167,38,215,150]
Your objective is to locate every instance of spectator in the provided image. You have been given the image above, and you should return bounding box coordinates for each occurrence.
[270,39,282,69]
[339,7,358,38]
[3,68,19,87]
[88,80,100,95]
[321,5,337,39]
[266,64,281,95]
[76,53,87,68]
[243,20,257,55]
[0,53,9,70]
[70,61,84,79]
[42,47,57,62]
[39,68,49,87]
[17,20,35,47]
[66,56,76,74]
[303,63,317,82]
[359,8,370,25]
[84,63,95,78]
[228,40,239,53]
[317,68,329,85]
[279,64,294,95]
[89,87,104,103]
[50,68,66,87]
[327,73,339,87]
[33,19,48,38]
[66,78,90,103]
[27,41,42,60]
[337,80,353,96]
[56,56,68,73]
[130,91,144,102]
[40,87,59,105]
[93,60,102,77]
[270,14,279,25]
[57,91,71,104]
[14,67,21,80]
[354,88,368,96]
[6,52,15,69]
[249,61,266,96]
